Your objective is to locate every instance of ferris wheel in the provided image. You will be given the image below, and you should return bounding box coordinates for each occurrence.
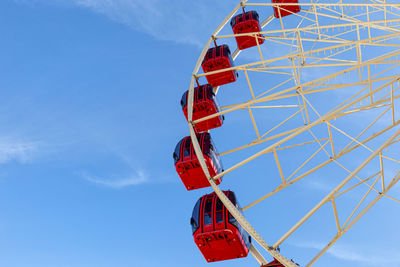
[174,1,400,266]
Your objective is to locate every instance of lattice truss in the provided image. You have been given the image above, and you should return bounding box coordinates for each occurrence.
[188,1,400,266]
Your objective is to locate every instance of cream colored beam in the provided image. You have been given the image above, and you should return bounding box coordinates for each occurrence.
[307,128,331,158]
[249,244,268,266]
[327,122,336,158]
[219,80,398,158]
[245,141,385,212]
[248,108,261,139]
[246,3,400,8]
[273,148,286,184]
[341,106,391,152]
[187,3,287,265]
[243,114,400,211]
[216,18,400,39]
[259,108,304,140]
[313,4,321,39]
[273,128,400,249]
[307,4,398,34]
[228,38,397,77]
[391,83,396,124]
[367,6,372,39]
[341,174,382,229]
[188,2,400,266]
[330,119,400,164]
[273,138,329,153]
[244,70,261,139]
[380,153,385,192]
[220,126,303,157]
[219,84,398,162]
[307,169,400,266]
[196,37,400,80]
[334,172,380,198]
[255,77,294,99]
[228,105,301,110]
[286,140,330,181]
[331,198,341,233]
[194,69,370,125]
[189,120,297,267]
[187,0,244,119]
[215,76,400,175]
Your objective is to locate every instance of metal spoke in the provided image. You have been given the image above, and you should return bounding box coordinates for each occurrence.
[187,1,400,265]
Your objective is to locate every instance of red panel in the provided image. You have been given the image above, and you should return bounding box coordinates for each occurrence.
[183,100,223,132]
[202,46,237,87]
[191,191,250,263]
[194,227,249,262]
[175,155,222,191]
[262,259,285,267]
[202,58,237,87]
[232,13,264,50]
[272,0,301,18]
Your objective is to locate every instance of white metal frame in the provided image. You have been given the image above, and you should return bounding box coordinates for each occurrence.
[186,1,400,266]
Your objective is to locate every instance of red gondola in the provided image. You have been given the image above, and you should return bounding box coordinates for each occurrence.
[181,84,224,132]
[230,11,264,50]
[191,191,251,262]
[173,133,223,190]
[272,0,301,18]
[262,259,285,266]
[262,258,299,266]
[202,45,237,87]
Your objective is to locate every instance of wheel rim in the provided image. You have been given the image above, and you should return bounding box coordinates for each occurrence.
[186,1,400,266]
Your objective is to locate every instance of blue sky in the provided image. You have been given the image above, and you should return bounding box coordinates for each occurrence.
[1,1,400,267]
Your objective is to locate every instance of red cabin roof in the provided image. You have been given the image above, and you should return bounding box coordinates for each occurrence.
[173,133,223,190]
[262,259,285,267]
[272,0,301,18]
[202,45,237,87]
[230,11,264,50]
[262,258,299,267]
[181,84,224,132]
[191,191,251,262]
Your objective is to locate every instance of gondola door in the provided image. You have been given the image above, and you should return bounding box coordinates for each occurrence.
[194,192,250,263]
[201,194,214,234]
[174,134,223,191]
[213,194,226,232]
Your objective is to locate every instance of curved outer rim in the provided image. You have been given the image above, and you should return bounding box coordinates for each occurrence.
[186,1,297,266]
[183,1,400,266]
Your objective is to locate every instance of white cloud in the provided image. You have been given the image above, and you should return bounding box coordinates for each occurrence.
[81,169,149,188]
[16,0,235,47]
[290,241,400,266]
[74,0,234,46]
[302,178,334,192]
[0,139,38,164]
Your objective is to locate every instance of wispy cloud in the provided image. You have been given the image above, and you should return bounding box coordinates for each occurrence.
[81,169,149,188]
[0,139,38,164]
[290,241,400,266]
[302,178,335,192]
[17,0,234,47]
[74,0,234,46]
